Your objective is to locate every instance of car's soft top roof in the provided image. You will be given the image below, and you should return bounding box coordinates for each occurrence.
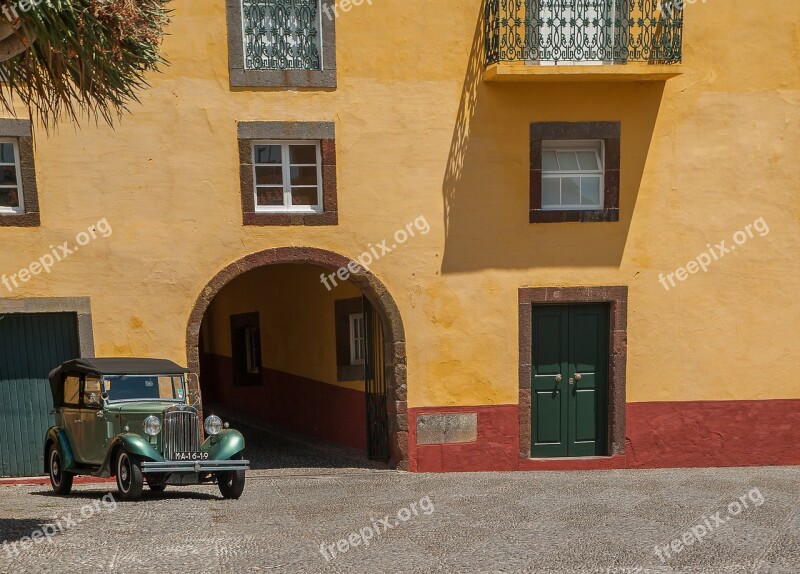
[49,358,189,389]
[48,358,189,403]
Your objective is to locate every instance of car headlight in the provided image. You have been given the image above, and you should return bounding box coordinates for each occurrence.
[143,416,161,436]
[204,415,223,436]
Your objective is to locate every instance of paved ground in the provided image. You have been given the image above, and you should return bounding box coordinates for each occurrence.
[0,422,797,573]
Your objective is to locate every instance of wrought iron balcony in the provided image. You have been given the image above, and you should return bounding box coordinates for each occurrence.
[485,0,683,68]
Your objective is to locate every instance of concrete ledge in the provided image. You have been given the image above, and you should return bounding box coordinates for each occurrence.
[417,413,478,445]
[484,62,683,82]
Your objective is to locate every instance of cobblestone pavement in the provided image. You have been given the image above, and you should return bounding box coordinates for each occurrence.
[1,461,797,574]
[214,408,390,476]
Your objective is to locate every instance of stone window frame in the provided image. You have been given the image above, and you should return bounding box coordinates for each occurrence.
[226,0,337,88]
[0,119,39,227]
[335,297,365,382]
[238,121,338,226]
[0,297,95,356]
[518,286,627,459]
[530,121,620,223]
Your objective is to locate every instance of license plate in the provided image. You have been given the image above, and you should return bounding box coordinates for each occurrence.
[172,451,209,461]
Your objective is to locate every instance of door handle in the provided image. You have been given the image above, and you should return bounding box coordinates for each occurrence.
[73,420,84,424]
[575,373,582,381]
[555,374,562,383]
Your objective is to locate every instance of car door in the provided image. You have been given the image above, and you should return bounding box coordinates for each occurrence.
[61,375,85,462]
[79,376,108,465]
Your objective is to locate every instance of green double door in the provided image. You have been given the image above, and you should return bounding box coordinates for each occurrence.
[531,305,608,458]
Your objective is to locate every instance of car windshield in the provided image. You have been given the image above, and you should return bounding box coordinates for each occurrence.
[103,374,186,403]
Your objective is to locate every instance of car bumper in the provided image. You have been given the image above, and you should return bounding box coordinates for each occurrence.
[141,459,250,474]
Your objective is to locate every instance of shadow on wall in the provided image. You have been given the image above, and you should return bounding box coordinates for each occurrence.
[441,5,665,273]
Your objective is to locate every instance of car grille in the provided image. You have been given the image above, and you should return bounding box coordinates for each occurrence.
[163,405,200,460]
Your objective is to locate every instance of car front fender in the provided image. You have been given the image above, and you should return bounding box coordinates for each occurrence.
[99,434,163,477]
[44,427,76,474]
[202,429,245,461]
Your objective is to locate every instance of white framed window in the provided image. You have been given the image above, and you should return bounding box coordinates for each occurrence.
[0,139,23,215]
[252,141,323,213]
[349,313,365,366]
[541,140,604,210]
[244,326,260,374]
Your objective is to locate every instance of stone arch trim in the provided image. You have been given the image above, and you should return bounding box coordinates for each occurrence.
[185,247,409,470]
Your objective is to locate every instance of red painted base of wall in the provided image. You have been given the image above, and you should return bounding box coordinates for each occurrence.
[408,405,519,472]
[409,399,800,472]
[201,353,367,451]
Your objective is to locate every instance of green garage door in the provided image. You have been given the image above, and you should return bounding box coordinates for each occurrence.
[0,313,80,477]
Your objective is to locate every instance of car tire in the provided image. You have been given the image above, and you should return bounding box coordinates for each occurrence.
[115,450,144,501]
[217,453,245,500]
[48,444,73,496]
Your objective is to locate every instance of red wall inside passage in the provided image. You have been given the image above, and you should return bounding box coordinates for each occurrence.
[409,399,800,472]
[201,353,366,451]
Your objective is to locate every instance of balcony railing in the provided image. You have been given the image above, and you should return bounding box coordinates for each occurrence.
[485,0,683,66]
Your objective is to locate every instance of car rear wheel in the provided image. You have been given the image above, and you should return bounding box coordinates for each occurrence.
[115,450,144,501]
[48,444,73,495]
[217,453,245,500]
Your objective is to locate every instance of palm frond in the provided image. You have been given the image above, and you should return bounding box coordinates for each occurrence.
[0,0,171,130]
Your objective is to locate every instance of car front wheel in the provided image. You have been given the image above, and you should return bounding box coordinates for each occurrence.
[115,450,144,501]
[217,454,245,500]
[48,444,73,495]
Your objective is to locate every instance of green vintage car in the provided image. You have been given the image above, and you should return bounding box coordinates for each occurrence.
[44,358,249,501]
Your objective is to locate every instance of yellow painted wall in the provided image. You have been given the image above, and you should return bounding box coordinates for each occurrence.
[0,1,798,408]
[202,264,364,391]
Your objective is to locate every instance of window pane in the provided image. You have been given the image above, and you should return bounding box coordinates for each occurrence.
[0,166,17,186]
[256,165,283,186]
[256,186,284,206]
[581,177,601,206]
[562,177,581,205]
[0,187,19,208]
[556,151,580,171]
[0,143,15,164]
[289,145,317,164]
[254,145,282,164]
[542,150,559,171]
[64,376,80,405]
[290,166,318,186]
[542,178,560,207]
[577,150,600,171]
[291,187,318,206]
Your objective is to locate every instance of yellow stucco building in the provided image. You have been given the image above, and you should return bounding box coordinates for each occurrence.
[0,0,798,475]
